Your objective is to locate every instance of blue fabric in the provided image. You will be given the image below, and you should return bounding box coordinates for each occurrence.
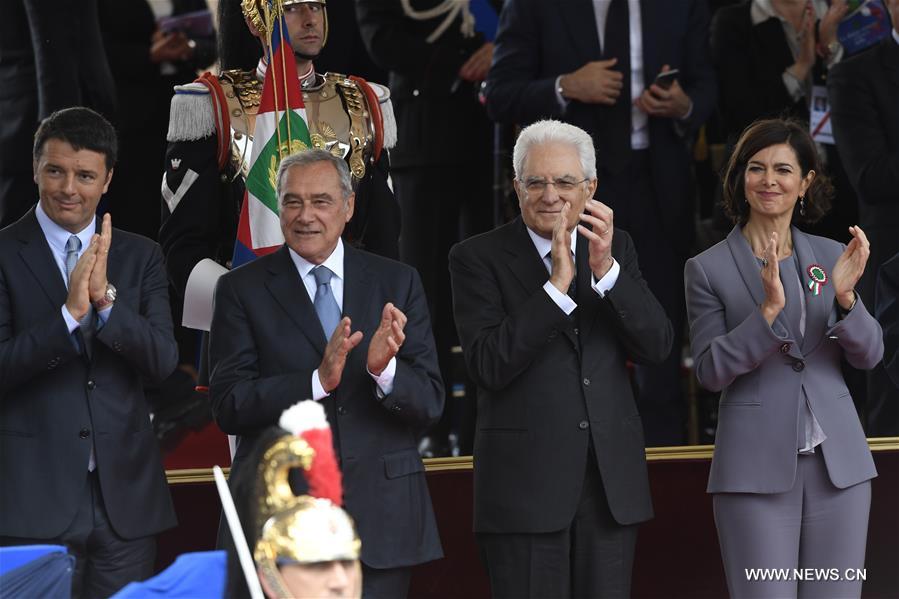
[313,265,340,337]
[0,545,67,576]
[0,550,73,599]
[470,0,499,40]
[112,551,226,599]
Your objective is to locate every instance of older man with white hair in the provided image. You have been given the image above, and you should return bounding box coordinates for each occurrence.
[209,149,443,598]
[449,119,672,598]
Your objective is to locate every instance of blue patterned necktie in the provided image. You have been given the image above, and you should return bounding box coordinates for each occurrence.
[313,265,340,338]
[65,235,94,341]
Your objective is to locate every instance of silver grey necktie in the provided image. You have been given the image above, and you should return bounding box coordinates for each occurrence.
[64,235,94,344]
[313,265,340,338]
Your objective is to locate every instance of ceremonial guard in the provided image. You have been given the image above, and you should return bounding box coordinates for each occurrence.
[159,0,399,314]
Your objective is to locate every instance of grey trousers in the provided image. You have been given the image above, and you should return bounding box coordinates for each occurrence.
[714,451,871,599]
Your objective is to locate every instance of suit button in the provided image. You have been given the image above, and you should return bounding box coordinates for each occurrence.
[549,329,557,339]
[578,421,590,430]
[86,380,96,390]
[780,343,791,354]
[573,327,579,336]
[583,378,590,387]
[113,342,122,352]
[391,405,401,412]
[412,89,420,97]
[47,358,59,369]
[792,361,805,372]
[337,406,347,416]
[79,428,90,438]
[618,310,628,318]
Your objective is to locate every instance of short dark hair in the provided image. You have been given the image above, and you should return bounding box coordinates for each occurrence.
[721,118,833,226]
[33,107,118,171]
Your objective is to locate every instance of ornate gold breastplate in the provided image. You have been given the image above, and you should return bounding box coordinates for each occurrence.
[219,70,376,183]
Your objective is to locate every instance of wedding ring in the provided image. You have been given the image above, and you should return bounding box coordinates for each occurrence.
[761,258,769,268]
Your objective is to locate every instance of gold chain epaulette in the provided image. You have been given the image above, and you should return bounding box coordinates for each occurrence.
[220,69,262,139]
[326,73,374,180]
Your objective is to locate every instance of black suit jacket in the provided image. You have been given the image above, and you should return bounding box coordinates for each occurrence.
[710,1,825,145]
[0,0,116,228]
[828,37,899,229]
[0,209,178,539]
[209,244,444,568]
[876,251,899,390]
[356,0,493,168]
[449,219,672,531]
[484,0,715,251]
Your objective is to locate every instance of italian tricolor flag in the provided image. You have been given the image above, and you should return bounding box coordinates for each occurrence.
[232,9,312,268]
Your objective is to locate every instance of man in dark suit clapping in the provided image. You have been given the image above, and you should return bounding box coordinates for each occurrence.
[449,120,672,598]
[209,149,444,598]
[0,107,178,598]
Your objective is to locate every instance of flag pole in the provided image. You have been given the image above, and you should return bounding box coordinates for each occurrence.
[275,0,292,150]
[264,1,283,159]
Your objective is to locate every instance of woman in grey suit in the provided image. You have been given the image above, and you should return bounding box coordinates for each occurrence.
[685,119,883,598]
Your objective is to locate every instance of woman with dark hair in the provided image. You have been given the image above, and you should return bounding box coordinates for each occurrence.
[685,118,883,598]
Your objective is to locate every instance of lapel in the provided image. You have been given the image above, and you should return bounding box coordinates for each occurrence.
[639,0,661,80]
[882,37,899,88]
[725,225,793,342]
[754,14,795,73]
[791,227,828,354]
[342,244,376,335]
[16,209,68,308]
[559,0,601,60]
[506,218,553,298]
[504,219,580,348]
[575,229,599,343]
[725,225,766,307]
[264,246,326,356]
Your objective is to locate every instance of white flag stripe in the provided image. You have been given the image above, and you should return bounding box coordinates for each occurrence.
[246,107,310,250]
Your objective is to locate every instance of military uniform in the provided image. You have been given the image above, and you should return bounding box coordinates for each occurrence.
[159,60,399,309]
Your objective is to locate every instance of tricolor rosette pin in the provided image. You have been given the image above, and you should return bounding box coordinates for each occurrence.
[807,264,828,296]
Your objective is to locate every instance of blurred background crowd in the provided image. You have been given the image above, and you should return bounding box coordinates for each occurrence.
[1,0,896,460]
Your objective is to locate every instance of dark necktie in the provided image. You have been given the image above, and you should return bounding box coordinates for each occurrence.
[601,0,632,171]
[65,235,96,469]
[313,265,341,338]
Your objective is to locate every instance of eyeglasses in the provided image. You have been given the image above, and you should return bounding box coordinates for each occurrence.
[521,178,589,193]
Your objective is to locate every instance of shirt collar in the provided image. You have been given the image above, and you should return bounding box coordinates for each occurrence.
[526,226,577,261]
[751,0,828,26]
[893,28,899,46]
[256,58,319,89]
[287,238,345,281]
[35,202,96,255]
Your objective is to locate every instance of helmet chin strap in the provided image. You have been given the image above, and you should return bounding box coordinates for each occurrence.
[294,50,319,61]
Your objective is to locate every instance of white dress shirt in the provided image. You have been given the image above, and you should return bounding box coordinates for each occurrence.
[286,239,396,400]
[35,203,113,333]
[525,226,621,315]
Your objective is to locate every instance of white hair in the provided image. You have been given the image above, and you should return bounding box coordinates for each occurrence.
[512,119,597,181]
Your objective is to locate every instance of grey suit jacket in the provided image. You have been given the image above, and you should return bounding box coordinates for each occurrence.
[685,226,883,494]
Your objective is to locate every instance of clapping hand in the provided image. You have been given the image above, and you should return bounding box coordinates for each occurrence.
[577,199,615,279]
[319,317,363,393]
[831,226,870,311]
[548,201,575,293]
[367,303,407,376]
[88,213,112,305]
[760,231,785,325]
[64,236,100,322]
